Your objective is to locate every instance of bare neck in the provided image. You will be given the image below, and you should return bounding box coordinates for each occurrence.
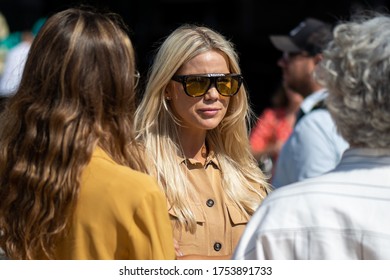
[178,128,207,163]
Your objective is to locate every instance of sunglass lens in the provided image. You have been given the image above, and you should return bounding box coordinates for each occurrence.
[185,76,210,97]
[217,76,240,96]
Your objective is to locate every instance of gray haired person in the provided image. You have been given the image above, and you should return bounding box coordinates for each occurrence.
[233,13,390,260]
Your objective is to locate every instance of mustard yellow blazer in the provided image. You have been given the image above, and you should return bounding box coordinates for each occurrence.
[51,148,175,259]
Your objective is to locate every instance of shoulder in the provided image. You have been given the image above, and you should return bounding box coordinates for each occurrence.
[249,181,269,198]
[294,109,348,149]
[296,108,332,131]
[258,176,338,222]
[292,109,340,144]
[6,41,31,58]
[82,148,162,202]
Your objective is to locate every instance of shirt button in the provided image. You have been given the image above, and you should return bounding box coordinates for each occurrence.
[213,242,222,251]
[206,199,214,207]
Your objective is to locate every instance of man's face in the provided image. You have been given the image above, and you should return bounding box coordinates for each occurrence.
[277,51,318,98]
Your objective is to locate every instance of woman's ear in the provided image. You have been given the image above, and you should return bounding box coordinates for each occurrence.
[165,84,173,100]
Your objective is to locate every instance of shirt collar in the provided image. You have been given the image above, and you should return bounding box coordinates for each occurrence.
[300,88,328,114]
[176,148,220,169]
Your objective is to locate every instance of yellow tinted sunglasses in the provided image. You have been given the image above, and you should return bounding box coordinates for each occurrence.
[171,73,243,97]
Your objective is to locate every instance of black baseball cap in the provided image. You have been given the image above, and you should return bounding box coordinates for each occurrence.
[270,18,333,55]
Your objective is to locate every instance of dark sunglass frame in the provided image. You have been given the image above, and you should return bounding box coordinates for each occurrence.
[171,73,243,97]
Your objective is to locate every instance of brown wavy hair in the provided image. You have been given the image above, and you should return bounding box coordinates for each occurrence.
[0,7,145,259]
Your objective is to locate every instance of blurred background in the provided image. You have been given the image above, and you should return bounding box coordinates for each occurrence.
[0,0,388,117]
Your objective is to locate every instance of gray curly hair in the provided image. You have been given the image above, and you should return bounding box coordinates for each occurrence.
[317,13,390,148]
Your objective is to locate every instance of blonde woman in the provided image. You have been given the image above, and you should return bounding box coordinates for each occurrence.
[135,24,271,260]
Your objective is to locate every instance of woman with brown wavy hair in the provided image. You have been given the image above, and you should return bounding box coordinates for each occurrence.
[0,7,175,260]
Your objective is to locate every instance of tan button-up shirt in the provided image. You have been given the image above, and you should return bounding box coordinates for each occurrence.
[169,151,263,257]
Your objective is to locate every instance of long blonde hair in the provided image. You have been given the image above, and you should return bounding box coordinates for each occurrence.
[0,7,144,259]
[135,24,271,233]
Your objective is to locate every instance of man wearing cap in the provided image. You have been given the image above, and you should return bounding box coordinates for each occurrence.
[270,17,348,188]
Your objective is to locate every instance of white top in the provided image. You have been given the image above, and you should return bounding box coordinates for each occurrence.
[233,148,390,260]
[272,89,349,188]
[0,41,31,96]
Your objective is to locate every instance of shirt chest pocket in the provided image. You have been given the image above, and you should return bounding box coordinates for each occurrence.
[226,204,250,248]
[168,204,206,250]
